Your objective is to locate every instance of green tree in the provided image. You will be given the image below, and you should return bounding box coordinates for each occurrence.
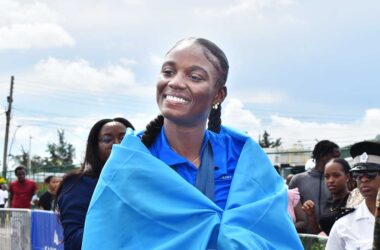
[259,130,282,148]
[10,146,45,171]
[45,129,75,167]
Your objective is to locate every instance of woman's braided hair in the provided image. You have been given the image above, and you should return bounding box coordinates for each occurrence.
[141,38,229,147]
[140,115,164,147]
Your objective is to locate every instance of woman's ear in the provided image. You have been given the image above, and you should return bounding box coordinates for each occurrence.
[345,174,350,182]
[213,86,227,105]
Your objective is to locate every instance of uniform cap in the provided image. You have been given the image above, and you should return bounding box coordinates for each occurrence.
[350,141,380,172]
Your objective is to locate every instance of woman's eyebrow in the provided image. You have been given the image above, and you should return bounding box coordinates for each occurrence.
[189,65,209,77]
[161,61,176,68]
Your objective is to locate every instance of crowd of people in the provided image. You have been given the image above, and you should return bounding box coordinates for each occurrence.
[0,166,62,210]
[0,37,379,250]
[287,140,379,249]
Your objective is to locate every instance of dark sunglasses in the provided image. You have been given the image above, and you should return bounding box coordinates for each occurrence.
[352,171,379,181]
[98,134,125,144]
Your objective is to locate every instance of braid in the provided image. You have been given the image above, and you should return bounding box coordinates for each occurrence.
[207,105,222,133]
[141,115,164,147]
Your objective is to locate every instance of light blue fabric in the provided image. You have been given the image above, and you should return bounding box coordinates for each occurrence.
[82,127,303,250]
[150,127,236,209]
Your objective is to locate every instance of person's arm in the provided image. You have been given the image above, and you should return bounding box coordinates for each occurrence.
[288,175,298,189]
[325,222,344,250]
[33,182,38,195]
[57,178,95,250]
[294,201,307,233]
[302,200,321,234]
[8,186,12,208]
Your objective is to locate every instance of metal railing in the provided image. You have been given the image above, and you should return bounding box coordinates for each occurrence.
[299,233,328,250]
[0,209,63,250]
[0,209,31,250]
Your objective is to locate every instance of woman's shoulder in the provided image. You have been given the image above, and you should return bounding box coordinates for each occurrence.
[210,126,250,145]
[60,174,97,193]
[39,190,52,199]
[210,126,261,153]
[207,126,263,167]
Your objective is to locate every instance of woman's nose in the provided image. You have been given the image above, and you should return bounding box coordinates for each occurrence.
[168,74,186,89]
[114,138,122,144]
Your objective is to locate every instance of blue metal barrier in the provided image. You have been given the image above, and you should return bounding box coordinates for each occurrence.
[0,209,64,250]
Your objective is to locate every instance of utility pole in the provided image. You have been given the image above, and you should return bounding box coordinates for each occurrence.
[2,76,14,178]
[28,135,32,174]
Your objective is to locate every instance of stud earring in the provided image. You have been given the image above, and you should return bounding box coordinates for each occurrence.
[212,102,219,110]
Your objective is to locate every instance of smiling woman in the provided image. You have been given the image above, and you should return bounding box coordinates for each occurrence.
[82,38,303,250]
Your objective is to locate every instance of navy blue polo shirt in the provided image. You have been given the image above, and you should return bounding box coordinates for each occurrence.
[149,127,239,209]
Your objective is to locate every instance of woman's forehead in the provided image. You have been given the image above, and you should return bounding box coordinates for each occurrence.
[325,162,344,172]
[99,121,126,134]
[166,42,204,59]
[165,42,219,70]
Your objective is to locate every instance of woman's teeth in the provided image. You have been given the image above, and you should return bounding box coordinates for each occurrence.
[166,95,189,104]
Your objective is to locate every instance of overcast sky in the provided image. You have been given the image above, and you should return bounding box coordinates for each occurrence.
[0,0,379,168]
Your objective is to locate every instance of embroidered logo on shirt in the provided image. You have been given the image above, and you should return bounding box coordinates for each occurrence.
[221,175,232,180]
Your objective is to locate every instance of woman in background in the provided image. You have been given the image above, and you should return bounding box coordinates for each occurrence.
[302,158,351,235]
[326,141,380,249]
[38,175,61,210]
[56,118,134,250]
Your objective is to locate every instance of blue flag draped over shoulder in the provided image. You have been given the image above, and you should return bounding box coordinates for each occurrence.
[82,128,302,250]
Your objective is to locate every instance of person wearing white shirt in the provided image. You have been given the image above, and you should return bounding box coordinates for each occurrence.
[326,141,380,250]
[326,200,374,249]
[0,184,8,226]
[0,184,8,208]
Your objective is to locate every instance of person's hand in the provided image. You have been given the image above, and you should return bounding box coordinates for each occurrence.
[302,200,315,217]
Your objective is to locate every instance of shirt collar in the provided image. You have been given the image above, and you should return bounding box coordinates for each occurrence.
[153,127,210,167]
[354,200,374,221]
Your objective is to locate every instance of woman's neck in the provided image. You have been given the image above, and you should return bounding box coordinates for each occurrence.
[332,189,349,203]
[164,120,206,167]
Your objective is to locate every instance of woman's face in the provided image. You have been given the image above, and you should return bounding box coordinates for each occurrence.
[324,161,349,195]
[356,171,380,200]
[97,121,127,163]
[156,41,226,126]
[48,176,61,193]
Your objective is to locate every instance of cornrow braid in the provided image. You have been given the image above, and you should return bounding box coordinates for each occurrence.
[141,115,164,147]
[207,105,222,133]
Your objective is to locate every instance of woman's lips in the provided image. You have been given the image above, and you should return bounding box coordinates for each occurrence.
[164,94,190,104]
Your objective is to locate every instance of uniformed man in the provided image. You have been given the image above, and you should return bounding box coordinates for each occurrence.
[326,141,380,249]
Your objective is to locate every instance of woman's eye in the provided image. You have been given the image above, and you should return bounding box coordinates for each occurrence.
[162,68,174,76]
[189,74,202,81]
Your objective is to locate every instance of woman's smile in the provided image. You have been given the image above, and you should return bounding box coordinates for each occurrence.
[165,94,190,104]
